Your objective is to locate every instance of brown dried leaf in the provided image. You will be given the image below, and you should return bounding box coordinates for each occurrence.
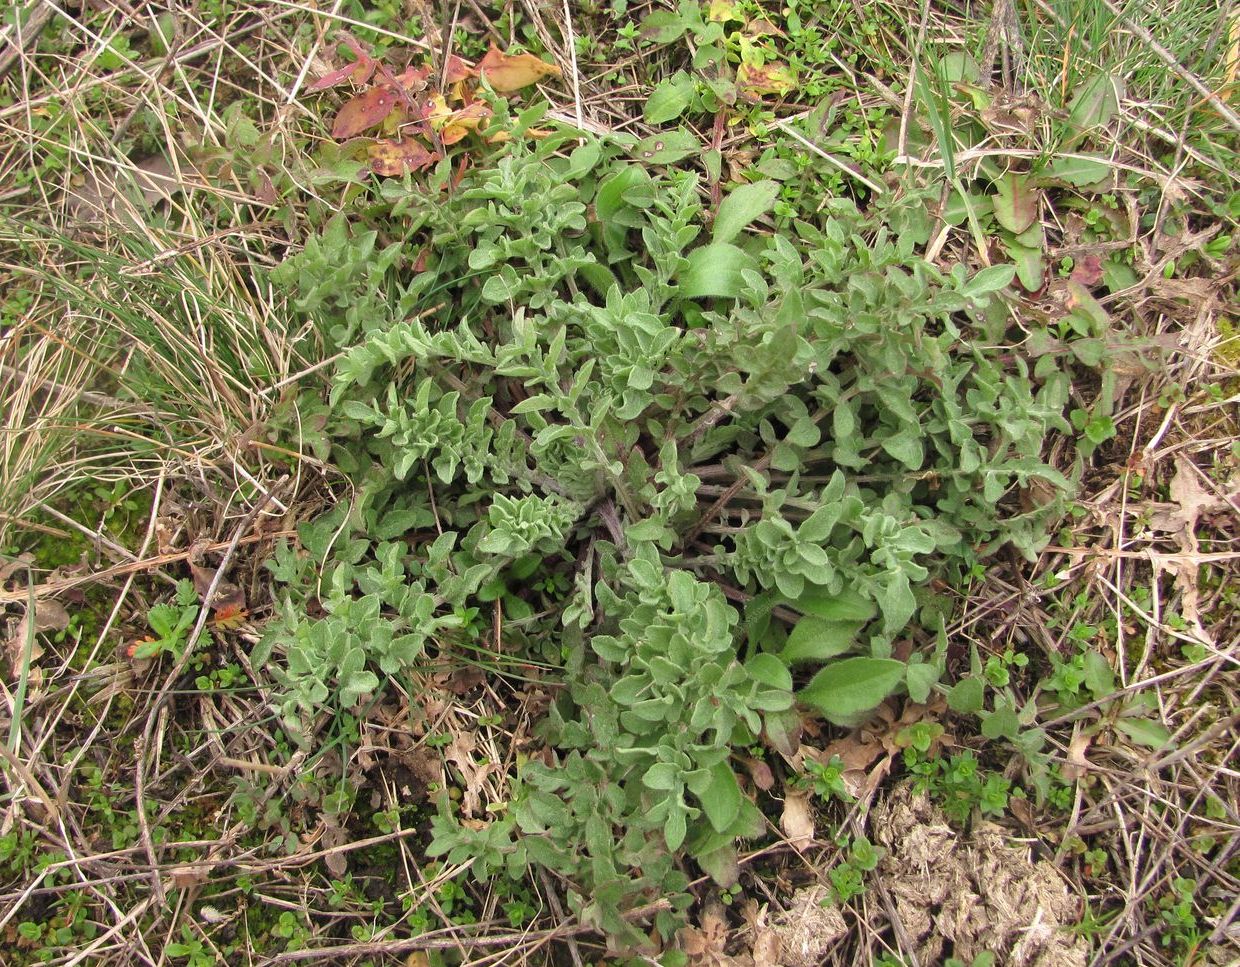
[188,561,246,615]
[750,929,781,967]
[332,85,401,139]
[66,155,181,221]
[4,598,68,667]
[444,732,493,817]
[742,756,775,792]
[169,865,211,889]
[1061,731,1093,781]
[780,791,815,849]
[680,903,739,966]
[0,552,32,585]
[368,137,439,177]
[477,46,561,92]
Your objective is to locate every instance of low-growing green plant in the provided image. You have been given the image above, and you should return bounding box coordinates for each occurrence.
[828,834,883,903]
[904,749,1013,826]
[256,115,1115,942]
[130,579,207,661]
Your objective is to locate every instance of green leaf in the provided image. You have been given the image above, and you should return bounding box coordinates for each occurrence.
[980,705,1019,739]
[645,71,694,124]
[1068,74,1123,133]
[947,676,984,714]
[791,587,876,623]
[962,263,1016,301]
[640,9,687,44]
[798,657,906,724]
[634,128,701,165]
[1083,651,1115,698]
[880,431,924,470]
[905,662,940,703]
[643,762,681,791]
[745,652,792,691]
[993,173,1039,235]
[1114,717,1172,750]
[1006,241,1045,292]
[781,617,861,664]
[698,761,743,833]
[879,573,916,635]
[693,843,740,888]
[1039,155,1110,188]
[665,800,688,850]
[712,180,780,244]
[678,242,756,299]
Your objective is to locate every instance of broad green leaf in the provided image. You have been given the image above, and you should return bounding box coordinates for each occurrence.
[712,180,780,244]
[634,128,700,164]
[1068,74,1123,133]
[1006,240,1045,292]
[698,761,743,833]
[678,242,756,299]
[905,662,940,703]
[645,71,694,124]
[694,843,740,888]
[643,762,681,790]
[937,51,980,85]
[665,801,688,850]
[1083,651,1115,697]
[881,431,924,470]
[745,652,792,691]
[640,9,687,44]
[798,504,842,543]
[782,617,861,664]
[981,705,1019,739]
[1039,155,1110,188]
[791,587,876,623]
[993,173,1039,234]
[879,573,916,635]
[962,263,1016,300]
[947,676,984,714]
[798,657,905,724]
[1115,717,1172,750]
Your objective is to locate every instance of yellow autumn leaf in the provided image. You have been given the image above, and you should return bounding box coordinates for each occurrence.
[477,46,561,93]
[737,60,797,97]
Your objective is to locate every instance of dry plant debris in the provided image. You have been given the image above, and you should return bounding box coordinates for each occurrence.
[871,785,1089,967]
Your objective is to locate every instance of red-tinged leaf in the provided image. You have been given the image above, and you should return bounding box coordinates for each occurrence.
[128,637,159,660]
[337,32,373,63]
[737,61,796,97]
[442,54,476,85]
[1070,253,1104,286]
[211,604,249,630]
[308,33,376,92]
[477,46,560,92]
[308,61,369,93]
[395,65,431,92]
[368,137,440,176]
[332,85,401,139]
